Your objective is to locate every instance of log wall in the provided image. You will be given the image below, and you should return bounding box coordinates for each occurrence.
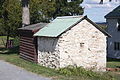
[20,36,37,63]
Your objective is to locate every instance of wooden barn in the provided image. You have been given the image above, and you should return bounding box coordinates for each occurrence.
[18,23,47,62]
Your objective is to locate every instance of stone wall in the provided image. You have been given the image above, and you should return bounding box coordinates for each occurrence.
[38,19,107,71]
[38,38,60,68]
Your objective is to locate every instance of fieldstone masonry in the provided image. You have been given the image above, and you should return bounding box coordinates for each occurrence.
[38,19,107,71]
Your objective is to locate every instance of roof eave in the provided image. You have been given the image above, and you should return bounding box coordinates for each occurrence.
[84,16,112,37]
[105,16,120,19]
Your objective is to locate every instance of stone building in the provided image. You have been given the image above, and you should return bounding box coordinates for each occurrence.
[34,16,110,71]
[105,5,120,59]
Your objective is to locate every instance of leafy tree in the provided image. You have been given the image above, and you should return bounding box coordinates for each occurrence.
[29,0,83,24]
[53,0,83,18]
[29,0,56,23]
[0,0,5,35]
[0,0,22,47]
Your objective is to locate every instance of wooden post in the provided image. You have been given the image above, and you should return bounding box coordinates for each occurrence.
[22,0,30,27]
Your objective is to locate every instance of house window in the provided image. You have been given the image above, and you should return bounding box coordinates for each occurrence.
[114,42,120,50]
[117,19,120,31]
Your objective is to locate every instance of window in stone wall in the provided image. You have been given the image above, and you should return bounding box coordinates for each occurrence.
[114,42,120,50]
[117,19,120,31]
[80,43,84,48]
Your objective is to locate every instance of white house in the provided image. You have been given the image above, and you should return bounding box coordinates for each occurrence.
[34,16,110,71]
[105,5,120,59]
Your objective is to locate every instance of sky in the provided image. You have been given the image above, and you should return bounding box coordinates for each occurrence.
[81,0,120,22]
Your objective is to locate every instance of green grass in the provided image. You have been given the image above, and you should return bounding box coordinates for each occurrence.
[107,58,120,68]
[0,36,14,47]
[0,48,120,80]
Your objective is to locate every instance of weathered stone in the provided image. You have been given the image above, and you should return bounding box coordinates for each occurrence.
[37,19,107,71]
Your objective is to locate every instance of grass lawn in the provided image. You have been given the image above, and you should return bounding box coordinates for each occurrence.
[0,47,120,80]
[107,58,120,68]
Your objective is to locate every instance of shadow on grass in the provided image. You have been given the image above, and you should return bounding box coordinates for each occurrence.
[0,46,19,54]
[107,57,120,68]
[107,57,120,62]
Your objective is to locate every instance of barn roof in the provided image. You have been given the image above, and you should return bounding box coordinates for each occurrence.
[19,23,48,31]
[105,5,120,18]
[34,16,111,37]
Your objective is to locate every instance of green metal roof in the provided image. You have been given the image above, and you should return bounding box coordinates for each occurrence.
[105,5,120,18]
[34,16,83,37]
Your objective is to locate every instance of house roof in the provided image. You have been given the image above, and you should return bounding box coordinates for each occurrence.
[34,16,111,37]
[105,5,120,18]
[19,23,48,31]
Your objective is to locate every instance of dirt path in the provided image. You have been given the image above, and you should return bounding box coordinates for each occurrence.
[0,60,51,80]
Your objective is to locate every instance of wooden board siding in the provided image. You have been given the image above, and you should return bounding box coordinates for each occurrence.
[19,36,37,63]
[18,23,48,63]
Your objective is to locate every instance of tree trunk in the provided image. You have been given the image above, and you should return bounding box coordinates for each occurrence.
[22,0,30,27]
[5,27,10,48]
[99,0,103,4]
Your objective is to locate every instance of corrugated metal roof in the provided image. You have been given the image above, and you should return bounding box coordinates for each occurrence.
[34,16,83,37]
[105,5,120,18]
[19,23,48,30]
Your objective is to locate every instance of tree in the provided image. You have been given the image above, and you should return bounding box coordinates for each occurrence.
[29,0,56,23]
[0,0,22,48]
[0,0,5,35]
[29,0,83,24]
[53,0,83,18]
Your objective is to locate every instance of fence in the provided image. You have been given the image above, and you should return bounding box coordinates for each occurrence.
[6,40,14,48]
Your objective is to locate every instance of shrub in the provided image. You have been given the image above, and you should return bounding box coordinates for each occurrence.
[58,66,98,76]
[13,36,20,47]
[57,66,115,80]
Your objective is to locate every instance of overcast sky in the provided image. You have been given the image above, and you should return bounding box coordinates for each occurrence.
[81,0,120,22]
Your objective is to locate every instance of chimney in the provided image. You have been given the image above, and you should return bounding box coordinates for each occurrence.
[22,0,30,27]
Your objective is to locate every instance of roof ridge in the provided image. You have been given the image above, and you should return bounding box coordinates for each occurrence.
[105,5,120,18]
[56,16,83,19]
